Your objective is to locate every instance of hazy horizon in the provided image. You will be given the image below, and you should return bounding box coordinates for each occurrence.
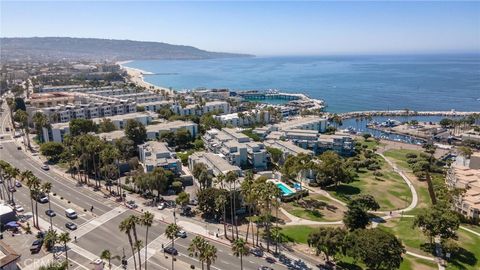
[1,1,479,56]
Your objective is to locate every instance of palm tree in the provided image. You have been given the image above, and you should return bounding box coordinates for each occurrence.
[188,236,207,270]
[14,109,31,149]
[100,249,120,270]
[141,211,154,270]
[240,171,254,242]
[119,218,138,270]
[226,171,239,239]
[21,170,39,227]
[201,242,217,270]
[42,182,53,229]
[39,261,68,270]
[232,238,249,270]
[214,173,227,238]
[6,166,19,206]
[44,229,58,252]
[58,232,71,268]
[32,111,49,143]
[165,223,181,270]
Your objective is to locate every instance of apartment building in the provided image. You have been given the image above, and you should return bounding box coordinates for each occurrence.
[171,100,230,116]
[446,163,480,220]
[138,100,172,112]
[272,116,328,132]
[188,151,241,177]
[215,109,271,127]
[264,139,313,160]
[138,141,181,173]
[42,112,154,142]
[145,121,198,140]
[203,128,268,170]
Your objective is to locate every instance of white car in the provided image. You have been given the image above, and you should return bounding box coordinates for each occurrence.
[157,202,166,210]
[14,205,24,212]
[41,164,50,170]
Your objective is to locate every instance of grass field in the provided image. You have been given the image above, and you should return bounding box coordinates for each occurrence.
[282,194,346,221]
[327,155,412,211]
[383,149,422,171]
[379,217,432,257]
[279,225,319,244]
[461,224,480,235]
[446,230,480,270]
[400,255,437,270]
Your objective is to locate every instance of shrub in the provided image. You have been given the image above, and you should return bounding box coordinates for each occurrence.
[367,163,381,171]
[171,181,183,194]
[405,153,417,159]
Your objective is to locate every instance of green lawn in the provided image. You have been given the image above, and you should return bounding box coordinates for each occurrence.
[400,255,437,270]
[282,194,346,222]
[461,224,480,235]
[328,155,412,211]
[383,149,422,171]
[446,230,480,270]
[279,225,318,244]
[379,218,431,257]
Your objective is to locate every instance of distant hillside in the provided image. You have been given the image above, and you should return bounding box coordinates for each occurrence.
[0,37,253,62]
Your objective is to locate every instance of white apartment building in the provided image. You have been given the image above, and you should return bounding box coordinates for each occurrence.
[42,112,154,142]
[171,101,230,116]
[145,121,198,140]
[138,100,172,112]
[273,116,328,132]
[138,141,181,173]
[188,151,241,177]
[203,128,268,170]
[215,109,271,127]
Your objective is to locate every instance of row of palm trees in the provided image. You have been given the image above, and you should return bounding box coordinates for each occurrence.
[118,212,154,270]
[0,161,53,229]
[43,230,71,268]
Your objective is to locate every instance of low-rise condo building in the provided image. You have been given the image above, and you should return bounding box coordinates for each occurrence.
[188,151,241,177]
[202,128,268,170]
[446,163,480,220]
[145,120,198,140]
[171,100,230,116]
[272,116,328,132]
[138,141,181,173]
[215,109,271,127]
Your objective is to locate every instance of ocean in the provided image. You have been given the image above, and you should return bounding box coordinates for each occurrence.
[124,55,480,113]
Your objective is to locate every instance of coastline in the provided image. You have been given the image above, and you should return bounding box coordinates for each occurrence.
[117,60,173,94]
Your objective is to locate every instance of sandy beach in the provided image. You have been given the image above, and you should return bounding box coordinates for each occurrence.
[117,61,174,95]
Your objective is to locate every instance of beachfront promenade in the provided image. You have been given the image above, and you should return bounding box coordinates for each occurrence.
[338,110,480,119]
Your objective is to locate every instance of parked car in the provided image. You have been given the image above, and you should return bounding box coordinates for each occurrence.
[17,146,21,150]
[14,205,24,212]
[15,181,21,187]
[176,230,187,238]
[188,199,198,206]
[157,202,166,210]
[251,248,264,257]
[126,200,138,209]
[41,164,50,170]
[30,239,44,253]
[8,186,16,192]
[265,257,276,264]
[65,222,77,230]
[258,266,274,270]
[163,246,178,255]
[45,209,56,217]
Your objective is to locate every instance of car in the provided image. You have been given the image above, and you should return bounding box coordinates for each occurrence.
[17,146,21,150]
[65,222,77,230]
[258,267,274,270]
[65,209,77,219]
[251,248,264,257]
[157,202,166,210]
[15,181,22,187]
[0,136,3,139]
[30,239,44,253]
[41,164,50,170]
[14,205,24,212]
[45,209,56,217]
[265,257,276,264]
[163,246,178,255]
[5,127,9,131]
[37,195,48,203]
[0,145,3,149]
[176,230,187,238]
[126,200,138,209]
[8,186,16,192]
[188,199,198,206]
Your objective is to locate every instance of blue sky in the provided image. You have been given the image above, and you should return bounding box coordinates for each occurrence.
[1,1,479,55]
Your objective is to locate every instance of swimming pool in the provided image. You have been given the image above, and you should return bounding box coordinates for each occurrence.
[276,182,295,196]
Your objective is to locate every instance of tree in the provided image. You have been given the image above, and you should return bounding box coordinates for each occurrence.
[119,217,138,270]
[413,206,460,245]
[41,182,53,229]
[345,228,405,270]
[176,191,190,208]
[175,128,192,149]
[69,118,97,136]
[439,118,454,128]
[266,147,283,164]
[188,236,207,270]
[39,261,68,270]
[193,163,211,190]
[32,111,49,142]
[316,151,354,188]
[458,146,473,165]
[100,249,120,270]
[14,109,31,149]
[348,194,380,212]
[125,119,147,146]
[308,227,347,262]
[343,205,370,231]
[98,118,117,133]
[58,232,71,268]
[149,167,172,200]
[201,242,217,270]
[40,142,65,162]
[141,211,154,270]
[362,133,372,141]
[231,238,249,270]
[44,229,58,252]
[165,223,181,270]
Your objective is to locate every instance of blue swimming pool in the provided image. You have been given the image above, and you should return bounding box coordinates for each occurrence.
[276,182,295,196]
